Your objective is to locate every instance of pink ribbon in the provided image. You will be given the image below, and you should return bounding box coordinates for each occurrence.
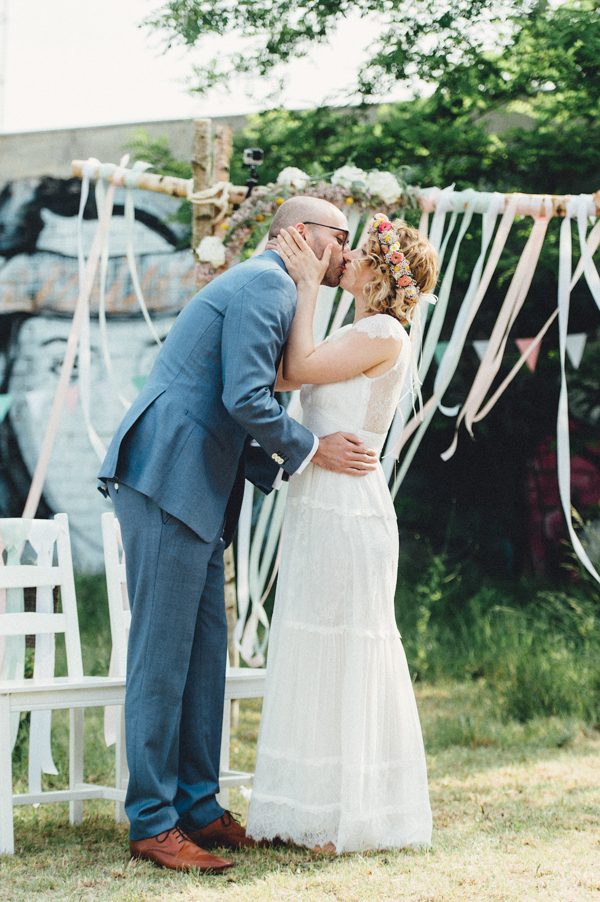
[22,162,126,518]
[440,198,544,460]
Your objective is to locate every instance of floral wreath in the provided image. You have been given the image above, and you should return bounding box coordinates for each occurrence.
[194,164,421,286]
[370,213,419,302]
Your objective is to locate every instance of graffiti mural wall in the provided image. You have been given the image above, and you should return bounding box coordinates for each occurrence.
[0,177,196,569]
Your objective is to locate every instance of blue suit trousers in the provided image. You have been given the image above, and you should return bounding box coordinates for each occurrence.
[108,482,228,840]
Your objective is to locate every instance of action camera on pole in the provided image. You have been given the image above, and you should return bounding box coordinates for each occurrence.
[243,148,264,198]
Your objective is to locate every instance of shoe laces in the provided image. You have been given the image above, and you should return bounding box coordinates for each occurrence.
[156,825,189,845]
[221,810,241,827]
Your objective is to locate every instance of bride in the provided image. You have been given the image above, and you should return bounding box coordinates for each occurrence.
[246,213,438,853]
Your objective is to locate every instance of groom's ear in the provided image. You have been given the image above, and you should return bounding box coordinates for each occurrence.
[295,222,307,239]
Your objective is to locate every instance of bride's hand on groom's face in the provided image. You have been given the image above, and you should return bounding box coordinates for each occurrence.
[276,227,332,290]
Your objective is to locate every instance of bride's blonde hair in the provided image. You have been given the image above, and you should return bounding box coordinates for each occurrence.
[361,219,439,327]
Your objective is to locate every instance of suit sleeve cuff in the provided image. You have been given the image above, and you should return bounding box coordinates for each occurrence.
[295,434,319,476]
[273,435,318,490]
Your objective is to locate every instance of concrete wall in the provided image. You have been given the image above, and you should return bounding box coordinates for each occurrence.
[0,115,249,181]
[0,108,535,183]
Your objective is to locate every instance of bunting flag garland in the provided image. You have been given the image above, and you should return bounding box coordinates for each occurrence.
[0,394,12,423]
[565,333,587,369]
[131,375,148,392]
[472,340,489,362]
[515,337,542,373]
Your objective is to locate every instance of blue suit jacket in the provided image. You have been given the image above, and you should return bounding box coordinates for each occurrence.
[98,251,315,544]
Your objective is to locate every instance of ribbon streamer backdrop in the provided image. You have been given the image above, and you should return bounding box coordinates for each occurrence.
[27,171,600,670]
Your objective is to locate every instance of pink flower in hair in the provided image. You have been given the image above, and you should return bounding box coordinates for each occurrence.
[378,221,393,233]
[390,252,403,264]
[399,275,413,287]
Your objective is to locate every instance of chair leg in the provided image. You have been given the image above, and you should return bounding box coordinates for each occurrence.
[115,707,128,823]
[69,708,84,824]
[217,699,231,809]
[0,696,15,854]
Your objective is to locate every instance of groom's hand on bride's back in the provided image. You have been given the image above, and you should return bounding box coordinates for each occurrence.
[313,433,378,476]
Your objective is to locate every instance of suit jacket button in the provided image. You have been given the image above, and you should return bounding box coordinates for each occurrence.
[271,452,284,465]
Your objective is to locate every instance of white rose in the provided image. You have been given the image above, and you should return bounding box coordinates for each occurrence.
[196,235,226,267]
[276,166,311,189]
[366,170,403,204]
[331,164,367,189]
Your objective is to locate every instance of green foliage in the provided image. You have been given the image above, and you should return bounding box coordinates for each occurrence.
[229,2,600,194]
[125,130,193,246]
[410,553,461,680]
[125,131,192,179]
[397,552,600,724]
[146,0,541,100]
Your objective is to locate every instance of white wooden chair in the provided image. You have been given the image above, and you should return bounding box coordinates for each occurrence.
[0,514,125,855]
[101,511,266,813]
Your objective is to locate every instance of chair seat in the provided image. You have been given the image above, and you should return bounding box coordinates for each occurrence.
[0,670,266,710]
[224,667,266,700]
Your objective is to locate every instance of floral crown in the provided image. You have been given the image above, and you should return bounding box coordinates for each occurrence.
[369,213,420,303]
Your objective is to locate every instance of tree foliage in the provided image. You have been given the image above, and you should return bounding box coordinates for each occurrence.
[147,0,544,100]
[227,1,599,196]
[141,0,600,577]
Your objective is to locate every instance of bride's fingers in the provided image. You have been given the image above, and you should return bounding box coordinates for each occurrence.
[287,227,310,252]
[279,229,308,257]
[320,245,332,271]
[276,236,293,258]
[276,232,300,257]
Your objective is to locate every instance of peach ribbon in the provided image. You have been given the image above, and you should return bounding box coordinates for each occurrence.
[385,192,509,489]
[22,161,127,518]
[441,198,549,461]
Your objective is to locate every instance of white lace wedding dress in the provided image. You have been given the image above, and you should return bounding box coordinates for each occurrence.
[246,313,432,853]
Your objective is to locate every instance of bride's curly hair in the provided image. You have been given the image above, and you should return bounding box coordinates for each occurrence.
[360,220,439,327]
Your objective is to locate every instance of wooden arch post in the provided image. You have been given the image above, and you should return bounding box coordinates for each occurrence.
[191,119,239,671]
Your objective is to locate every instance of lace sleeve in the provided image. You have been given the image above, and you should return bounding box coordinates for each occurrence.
[353,315,405,341]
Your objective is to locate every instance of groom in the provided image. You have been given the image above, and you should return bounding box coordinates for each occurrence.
[98,196,377,872]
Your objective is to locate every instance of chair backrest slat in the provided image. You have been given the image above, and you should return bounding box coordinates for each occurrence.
[0,513,83,680]
[0,613,67,636]
[0,566,63,590]
[101,512,129,676]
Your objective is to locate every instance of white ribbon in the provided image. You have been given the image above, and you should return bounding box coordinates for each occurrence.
[77,159,114,461]
[556,201,599,582]
[23,167,124,517]
[384,193,506,486]
[232,482,253,660]
[124,162,163,347]
[96,173,133,411]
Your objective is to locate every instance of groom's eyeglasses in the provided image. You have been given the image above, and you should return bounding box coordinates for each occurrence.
[303,222,349,250]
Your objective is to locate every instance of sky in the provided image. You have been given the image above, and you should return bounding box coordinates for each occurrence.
[0,0,406,133]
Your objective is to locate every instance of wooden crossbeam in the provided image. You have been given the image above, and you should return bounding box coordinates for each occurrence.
[71,159,248,205]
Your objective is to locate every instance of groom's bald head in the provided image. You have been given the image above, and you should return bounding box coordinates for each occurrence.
[268,196,349,287]
[268,196,348,239]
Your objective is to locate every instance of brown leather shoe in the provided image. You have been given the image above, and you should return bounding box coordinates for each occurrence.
[185,811,256,849]
[130,825,234,872]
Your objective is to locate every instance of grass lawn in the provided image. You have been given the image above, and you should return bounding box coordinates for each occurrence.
[2,681,599,901]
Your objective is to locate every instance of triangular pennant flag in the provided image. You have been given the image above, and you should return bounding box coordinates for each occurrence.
[0,393,12,423]
[515,337,541,373]
[434,341,449,365]
[472,340,489,362]
[565,333,587,369]
[132,375,147,392]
